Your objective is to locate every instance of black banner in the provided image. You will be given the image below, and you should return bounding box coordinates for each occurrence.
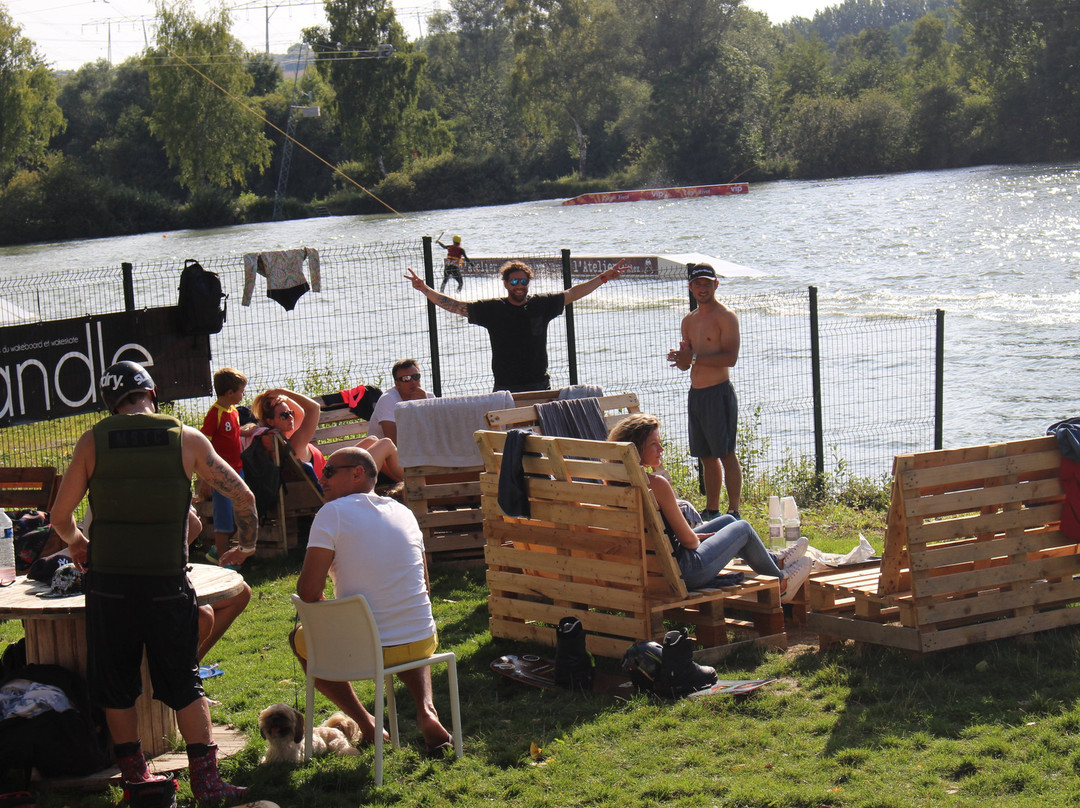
[0,306,211,427]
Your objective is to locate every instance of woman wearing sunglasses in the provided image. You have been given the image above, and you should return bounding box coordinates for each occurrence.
[252,388,404,485]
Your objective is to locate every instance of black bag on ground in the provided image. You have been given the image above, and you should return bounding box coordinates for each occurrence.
[177,259,227,336]
[0,663,109,777]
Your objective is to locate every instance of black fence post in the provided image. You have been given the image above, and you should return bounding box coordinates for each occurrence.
[562,249,578,385]
[686,264,704,495]
[122,263,135,312]
[809,286,824,476]
[935,308,945,450]
[422,237,442,397]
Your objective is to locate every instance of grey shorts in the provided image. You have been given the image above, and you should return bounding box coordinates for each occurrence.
[688,381,737,459]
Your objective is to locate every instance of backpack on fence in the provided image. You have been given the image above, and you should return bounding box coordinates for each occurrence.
[177,259,227,336]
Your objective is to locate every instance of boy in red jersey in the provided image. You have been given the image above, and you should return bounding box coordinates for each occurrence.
[201,368,247,569]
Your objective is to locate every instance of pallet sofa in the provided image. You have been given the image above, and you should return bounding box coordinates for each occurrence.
[475,430,786,661]
[807,435,1080,654]
[399,390,600,567]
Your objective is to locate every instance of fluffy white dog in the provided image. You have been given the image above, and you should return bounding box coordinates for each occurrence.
[258,703,362,764]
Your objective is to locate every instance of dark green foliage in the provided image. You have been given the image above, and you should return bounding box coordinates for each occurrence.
[3,0,1080,243]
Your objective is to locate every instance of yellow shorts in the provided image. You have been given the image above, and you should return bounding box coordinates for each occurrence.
[291,625,438,668]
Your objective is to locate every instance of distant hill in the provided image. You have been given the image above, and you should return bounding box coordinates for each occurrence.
[274,43,315,80]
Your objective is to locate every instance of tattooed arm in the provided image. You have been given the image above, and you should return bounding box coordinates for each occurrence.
[184,427,258,556]
[405,267,469,316]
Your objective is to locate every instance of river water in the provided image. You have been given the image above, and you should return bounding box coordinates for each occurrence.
[2,161,1078,457]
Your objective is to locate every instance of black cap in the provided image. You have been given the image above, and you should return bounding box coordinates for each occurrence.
[688,264,717,281]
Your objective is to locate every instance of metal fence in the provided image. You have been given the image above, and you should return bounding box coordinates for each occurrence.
[0,239,941,484]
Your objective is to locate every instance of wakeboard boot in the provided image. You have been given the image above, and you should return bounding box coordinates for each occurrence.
[655,628,717,698]
[553,616,594,692]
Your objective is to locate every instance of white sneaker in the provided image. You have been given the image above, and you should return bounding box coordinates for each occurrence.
[774,537,808,570]
[780,557,811,604]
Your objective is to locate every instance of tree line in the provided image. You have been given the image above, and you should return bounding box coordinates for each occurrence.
[0,0,1076,246]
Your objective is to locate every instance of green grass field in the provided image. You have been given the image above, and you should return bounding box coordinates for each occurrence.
[5,498,1080,807]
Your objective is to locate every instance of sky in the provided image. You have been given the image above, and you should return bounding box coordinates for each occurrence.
[7,0,834,72]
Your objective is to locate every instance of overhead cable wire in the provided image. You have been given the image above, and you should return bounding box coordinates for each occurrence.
[154,46,404,218]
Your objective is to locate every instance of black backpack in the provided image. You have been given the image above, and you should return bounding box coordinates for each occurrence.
[177,259,227,335]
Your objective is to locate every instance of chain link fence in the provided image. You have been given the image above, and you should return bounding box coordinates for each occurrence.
[0,240,940,485]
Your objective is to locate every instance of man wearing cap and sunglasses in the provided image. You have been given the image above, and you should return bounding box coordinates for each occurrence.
[405,259,625,392]
[667,263,743,521]
[368,359,434,443]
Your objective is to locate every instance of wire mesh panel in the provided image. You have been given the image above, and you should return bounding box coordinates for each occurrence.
[0,241,938,482]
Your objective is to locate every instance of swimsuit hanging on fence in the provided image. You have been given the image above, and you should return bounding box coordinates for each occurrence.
[241,247,321,309]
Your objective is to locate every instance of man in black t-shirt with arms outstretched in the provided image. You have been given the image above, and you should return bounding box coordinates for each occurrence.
[406,259,624,392]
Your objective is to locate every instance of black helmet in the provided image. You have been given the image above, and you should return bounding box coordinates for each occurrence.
[99,360,156,413]
[621,640,663,692]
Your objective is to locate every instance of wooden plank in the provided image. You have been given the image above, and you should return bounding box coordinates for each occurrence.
[916,577,1080,625]
[904,477,1063,520]
[907,530,1074,570]
[909,505,1065,544]
[899,445,1062,490]
[919,605,1080,653]
[486,569,646,612]
[878,473,908,593]
[912,553,1080,598]
[0,467,59,511]
[807,613,922,651]
[488,595,646,639]
[485,544,644,586]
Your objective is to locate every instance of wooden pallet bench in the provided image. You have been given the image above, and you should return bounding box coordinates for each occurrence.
[402,391,568,567]
[475,430,785,661]
[807,435,1080,654]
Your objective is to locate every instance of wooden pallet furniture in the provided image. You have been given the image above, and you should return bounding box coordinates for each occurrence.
[484,392,642,434]
[402,391,563,567]
[807,436,1080,654]
[312,393,372,456]
[475,430,786,661]
[0,467,60,512]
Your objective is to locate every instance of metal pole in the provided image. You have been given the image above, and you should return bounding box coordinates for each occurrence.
[122,263,135,312]
[562,249,578,386]
[688,264,703,495]
[935,309,944,450]
[809,286,824,476]
[422,237,442,397]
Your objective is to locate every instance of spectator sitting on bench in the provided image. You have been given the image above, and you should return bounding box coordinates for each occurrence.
[252,388,404,483]
[607,414,811,603]
[368,359,434,444]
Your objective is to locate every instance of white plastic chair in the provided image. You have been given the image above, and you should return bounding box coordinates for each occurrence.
[290,593,463,785]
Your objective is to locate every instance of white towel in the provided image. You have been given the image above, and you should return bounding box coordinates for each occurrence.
[396,392,513,468]
[559,384,604,400]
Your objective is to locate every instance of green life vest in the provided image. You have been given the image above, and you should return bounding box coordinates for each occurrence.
[88,412,191,576]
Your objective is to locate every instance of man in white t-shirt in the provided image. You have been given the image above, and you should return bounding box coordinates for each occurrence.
[367,358,435,442]
[291,447,453,755]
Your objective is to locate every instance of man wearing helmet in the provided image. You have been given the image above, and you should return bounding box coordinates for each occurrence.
[435,233,471,292]
[51,360,257,805]
[405,259,626,392]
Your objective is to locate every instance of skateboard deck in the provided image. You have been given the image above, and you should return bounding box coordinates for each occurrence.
[491,654,635,696]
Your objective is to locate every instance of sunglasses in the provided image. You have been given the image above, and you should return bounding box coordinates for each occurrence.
[507,277,530,286]
[396,373,421,383]
[275,409,295,419]
[320,463,360,479]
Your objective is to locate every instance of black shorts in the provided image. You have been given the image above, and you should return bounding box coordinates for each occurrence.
[85,571,204,711]
[687,381,738,459]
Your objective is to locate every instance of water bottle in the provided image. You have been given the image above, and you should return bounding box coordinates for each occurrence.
[0,511,15,583]
[781,496,800,547]
[767,496,784,549]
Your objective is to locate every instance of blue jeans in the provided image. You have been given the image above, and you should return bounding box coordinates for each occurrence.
[677,514,782,590]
